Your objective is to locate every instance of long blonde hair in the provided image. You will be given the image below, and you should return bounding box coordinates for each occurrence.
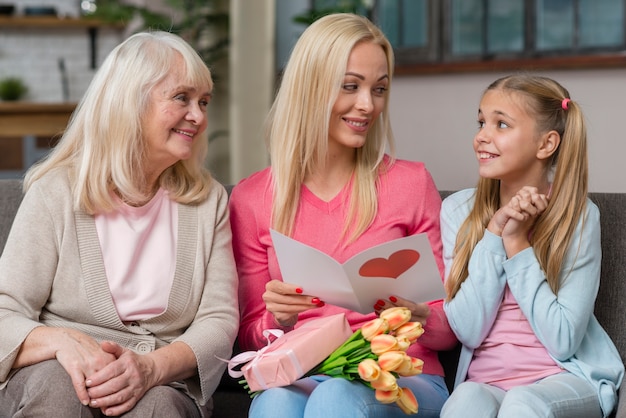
[24,31,214,214]
[268,13,396,241]
[446,75,588,299]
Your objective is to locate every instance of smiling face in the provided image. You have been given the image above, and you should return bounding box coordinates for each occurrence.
[142,54,211,178]
[474,89,549,188]
[328,41,389,158]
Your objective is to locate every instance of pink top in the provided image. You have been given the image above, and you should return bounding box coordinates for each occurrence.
[229,157,458,377]
[467,285,563,389]
[95,188,178,322]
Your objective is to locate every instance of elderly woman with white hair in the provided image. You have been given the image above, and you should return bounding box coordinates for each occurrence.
[0,31,238,417]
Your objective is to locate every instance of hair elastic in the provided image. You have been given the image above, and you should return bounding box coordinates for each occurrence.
[561,98,571,110]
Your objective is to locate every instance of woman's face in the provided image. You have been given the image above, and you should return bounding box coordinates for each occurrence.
[142,55,211,176]
[328,41,389,158]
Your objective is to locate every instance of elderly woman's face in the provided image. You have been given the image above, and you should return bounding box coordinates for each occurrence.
[142,55,211,173]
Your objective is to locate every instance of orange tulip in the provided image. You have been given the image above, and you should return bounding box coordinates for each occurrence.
[358,358,381,382]
[375,387,402,404]
[370,370,398,391]
[370,334,399,355]
[394,321,424,343]
[396,356,424,376]
[395,335,411,352]
[361,317,389,341]
[379,307,411,331]
[396,387,419,414]
[377,350,409,372]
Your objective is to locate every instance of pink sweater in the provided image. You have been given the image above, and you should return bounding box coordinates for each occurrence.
[229,157,458,377]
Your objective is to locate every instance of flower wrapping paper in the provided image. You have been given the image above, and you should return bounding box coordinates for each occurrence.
[242,313,353,392]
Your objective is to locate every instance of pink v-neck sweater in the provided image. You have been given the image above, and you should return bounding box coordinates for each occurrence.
[229,157,458,377]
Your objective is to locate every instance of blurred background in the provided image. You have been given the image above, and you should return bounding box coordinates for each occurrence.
[1,0,624,192]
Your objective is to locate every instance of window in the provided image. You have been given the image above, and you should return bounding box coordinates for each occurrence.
[302,0,626,66]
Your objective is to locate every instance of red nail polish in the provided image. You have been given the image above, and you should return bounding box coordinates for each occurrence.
[295,288,303,294]
[311,297,320,304]
[389,296,398,303]
[376,299,385,306]
[316,301,325,307]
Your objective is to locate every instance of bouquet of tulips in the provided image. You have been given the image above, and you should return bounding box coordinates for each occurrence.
[306,306,424,415]
[237,307,425,414]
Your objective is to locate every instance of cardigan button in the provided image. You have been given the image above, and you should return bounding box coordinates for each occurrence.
[136,342,152,353]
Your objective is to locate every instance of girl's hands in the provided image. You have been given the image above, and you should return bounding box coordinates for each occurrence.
[488,186,549,257]
[264,280,324,327]
[374,295,431,326]
[84,341,155,416]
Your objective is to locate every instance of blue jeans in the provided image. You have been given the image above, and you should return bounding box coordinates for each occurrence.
[440,372,602,418]
[249,374,448,418]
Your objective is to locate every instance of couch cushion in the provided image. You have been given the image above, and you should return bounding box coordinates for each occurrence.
[590,193,626,364]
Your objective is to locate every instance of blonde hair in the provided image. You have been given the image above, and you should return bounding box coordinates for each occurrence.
[446,74,588,299]
[24,31,214,214]
[268,13,396,241]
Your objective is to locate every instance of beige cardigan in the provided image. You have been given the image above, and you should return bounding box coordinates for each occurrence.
[0,169,239,407]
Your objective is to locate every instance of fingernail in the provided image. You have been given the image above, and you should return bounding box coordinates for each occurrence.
[296,288,303,294]
[316,301,325,307]
[311,297,320,304]
[389,296,398,303]
[376,299,385,306]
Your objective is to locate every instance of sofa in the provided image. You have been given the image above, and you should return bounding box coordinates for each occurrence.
[0,180,624,417]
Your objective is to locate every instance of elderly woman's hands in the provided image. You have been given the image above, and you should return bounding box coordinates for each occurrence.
[84,341,155,415]
[263,280,324,327]
[14,327,117,407]
[84,340,197,416]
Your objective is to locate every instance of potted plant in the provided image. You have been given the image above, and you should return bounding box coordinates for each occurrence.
[0,77,28,101]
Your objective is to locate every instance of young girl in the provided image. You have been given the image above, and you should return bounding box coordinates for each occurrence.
[440,75,624,417]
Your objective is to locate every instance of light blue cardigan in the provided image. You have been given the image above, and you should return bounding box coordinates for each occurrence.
[441,188,624,417]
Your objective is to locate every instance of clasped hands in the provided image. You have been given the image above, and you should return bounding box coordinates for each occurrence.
[264,280,430,327]
[487,186,549,257]
[54,329,155,416]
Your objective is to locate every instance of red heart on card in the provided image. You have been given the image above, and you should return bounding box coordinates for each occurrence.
[358,249,420,279]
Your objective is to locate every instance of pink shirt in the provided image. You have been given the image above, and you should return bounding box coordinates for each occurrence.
[95,188,178,322]
[467,285,563,389]
[229,158,459,377]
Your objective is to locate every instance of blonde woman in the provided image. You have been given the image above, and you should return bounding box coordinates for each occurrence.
[229,13,457,417]
[0,31,238,417]
[441,75,624,417]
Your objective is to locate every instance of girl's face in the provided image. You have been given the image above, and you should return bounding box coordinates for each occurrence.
[142,55,211,177]
[474,89,546,186]
[328,41,389,158]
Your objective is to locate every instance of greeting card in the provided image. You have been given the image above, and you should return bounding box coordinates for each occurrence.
[270,230,446,314]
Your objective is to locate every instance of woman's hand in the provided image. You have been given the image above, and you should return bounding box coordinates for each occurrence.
[84,341,155,416]
[31,328,117,407]
[263,280,324,327]
[374,295,431,326]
